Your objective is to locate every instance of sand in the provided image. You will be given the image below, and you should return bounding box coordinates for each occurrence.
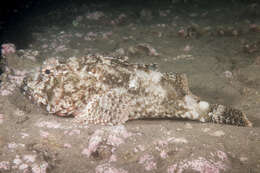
[0,0,259,172]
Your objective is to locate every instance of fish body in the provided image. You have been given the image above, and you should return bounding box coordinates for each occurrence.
[22,54,252,126]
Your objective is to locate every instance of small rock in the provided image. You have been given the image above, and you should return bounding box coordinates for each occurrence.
[64,143,72,148]
[0,161,10,170]
[239,156,248,162]
[1,43,16,56]
[183,45,192,52]
[139,154,157,171]
[0,114,3,124]
[202,128,210,132]
[254,56,260,65]
[136,43,159,56]
[115,48,125,56]
[19,163,28,170]
[23,154,36,163]
[224,71,233,79]
[184,123,193,129]
[211,130,225,137]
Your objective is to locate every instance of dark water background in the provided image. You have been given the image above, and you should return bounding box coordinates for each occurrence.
[0,0,259,48]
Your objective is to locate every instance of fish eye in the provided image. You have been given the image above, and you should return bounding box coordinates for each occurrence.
[45,69,51,74]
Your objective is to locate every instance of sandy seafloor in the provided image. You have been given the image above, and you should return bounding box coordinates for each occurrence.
[0,0,260,172]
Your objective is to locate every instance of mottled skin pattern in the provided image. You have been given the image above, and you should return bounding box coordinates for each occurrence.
[22,54,252,126]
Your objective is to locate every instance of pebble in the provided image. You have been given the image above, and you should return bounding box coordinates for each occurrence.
[224,71,233,79]
[239,156,248,162]
[211,130,225,137]
[0,114,3,124]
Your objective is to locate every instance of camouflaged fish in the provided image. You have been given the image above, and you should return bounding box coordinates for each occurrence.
[22,54,252,126]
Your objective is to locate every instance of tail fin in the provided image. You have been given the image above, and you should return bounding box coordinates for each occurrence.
[206,104,253,127]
